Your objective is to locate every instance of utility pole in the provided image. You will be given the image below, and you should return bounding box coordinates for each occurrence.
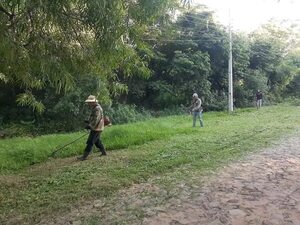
[228,11,234,112]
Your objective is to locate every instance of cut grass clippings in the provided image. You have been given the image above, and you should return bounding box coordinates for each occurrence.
[0,104,299,224]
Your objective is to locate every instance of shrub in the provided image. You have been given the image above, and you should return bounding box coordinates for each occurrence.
[207,93,227,111]
[149,105,187,117]
[105,104,151,124]
[285,97,300,106]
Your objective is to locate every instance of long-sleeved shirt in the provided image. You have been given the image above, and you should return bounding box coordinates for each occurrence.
[191,98,202,112]
[88,103,104,131]
[256,92,262,100]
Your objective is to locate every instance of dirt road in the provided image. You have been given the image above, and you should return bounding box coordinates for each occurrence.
[143,136,300,225]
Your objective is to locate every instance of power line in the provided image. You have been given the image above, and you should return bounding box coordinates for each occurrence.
[142,36,227,43]
[143,29,228,42]
[143,40,224,44]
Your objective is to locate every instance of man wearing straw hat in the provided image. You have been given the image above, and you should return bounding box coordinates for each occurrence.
[78,95,107,160]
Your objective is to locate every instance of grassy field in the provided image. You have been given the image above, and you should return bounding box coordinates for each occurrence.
[0,116,193,171]
[0,105,299,224]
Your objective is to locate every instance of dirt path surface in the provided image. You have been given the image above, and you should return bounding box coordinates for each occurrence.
[143,136,300,225]
[43,135,300,225]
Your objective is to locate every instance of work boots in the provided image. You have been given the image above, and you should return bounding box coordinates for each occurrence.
[99,152,107,157]
[77,156,87,161]
[77,150,90,161]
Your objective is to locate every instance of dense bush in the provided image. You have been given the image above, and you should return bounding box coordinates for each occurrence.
[105,104,152,124]
[286,74,300,98]
[206,92,228,111]
[149,105,187,117]
[285,97,300,106]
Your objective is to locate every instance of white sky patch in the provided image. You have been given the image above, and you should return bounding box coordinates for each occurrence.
[193,0,300,32]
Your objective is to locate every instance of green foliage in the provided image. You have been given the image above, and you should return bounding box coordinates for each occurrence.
[0,0,181,112]
[0,123,34,138]
[244,70,269,92]
[127,9,229,109]
[232,33,250,80]
[248,23,299,97]
[149,105,187,117]
[105,104,151,124]
[285,96,300,106]
[284,51,300,97]
[207,92,228,111]
[16,91,45,113]
[80,11,300,115]
[286,73,300,97]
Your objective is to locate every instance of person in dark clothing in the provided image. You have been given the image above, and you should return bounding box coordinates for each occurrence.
[77,95,107,161]
[256,90,263,109]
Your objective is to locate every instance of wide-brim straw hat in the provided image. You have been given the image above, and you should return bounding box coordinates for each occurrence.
[85,95,98,103]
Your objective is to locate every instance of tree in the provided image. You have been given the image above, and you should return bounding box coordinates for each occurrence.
[0,0,183,112]
[249,22,300,99]
[175,9,229,91]
[283,38,300,97]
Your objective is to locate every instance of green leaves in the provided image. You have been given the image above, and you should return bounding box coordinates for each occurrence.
[0,0,181,112]
[0,73,8,83]
[16,91,45,113]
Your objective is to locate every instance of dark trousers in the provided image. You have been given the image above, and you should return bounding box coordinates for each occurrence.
[82,130,106,158]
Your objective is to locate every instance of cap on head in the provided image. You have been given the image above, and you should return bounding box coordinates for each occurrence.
[192,93,198,98]
[85,95,98,103]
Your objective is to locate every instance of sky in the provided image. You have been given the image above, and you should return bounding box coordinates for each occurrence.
[193,0,300,32]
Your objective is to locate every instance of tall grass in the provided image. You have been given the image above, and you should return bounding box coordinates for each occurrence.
[0,115,192,171]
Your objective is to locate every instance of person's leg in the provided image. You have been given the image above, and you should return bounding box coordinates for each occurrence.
[199,112,204,127]
[95,134,106,156]
[193,112,197,127]
[196,112,200,126]
[259,99,262,108]
[79,144,93,160]
[78,131,95,160]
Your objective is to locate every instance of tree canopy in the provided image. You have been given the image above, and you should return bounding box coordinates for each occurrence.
[0,0,182,112]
